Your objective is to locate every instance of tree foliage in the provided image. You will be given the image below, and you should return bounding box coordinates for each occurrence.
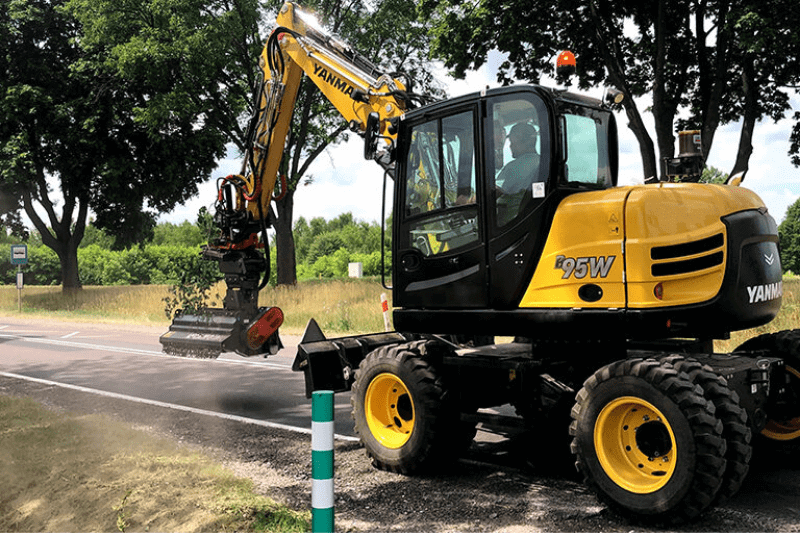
[421,0,800,182]
[779,198,800,274]
[0,0,261,289]
[293,213,390,279]
[699,166,728,185]
[0,242,220,287]
[1,211,386,286]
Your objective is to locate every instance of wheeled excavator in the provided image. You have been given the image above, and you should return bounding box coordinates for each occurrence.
[160,2,800,523]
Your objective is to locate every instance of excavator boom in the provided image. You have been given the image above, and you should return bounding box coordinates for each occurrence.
[160,2,427,357]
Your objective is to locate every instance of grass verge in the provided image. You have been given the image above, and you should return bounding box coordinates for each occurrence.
[1,277,797,342]
[0,278,393,335]
[716,277,800,352]
[0,396,309,532]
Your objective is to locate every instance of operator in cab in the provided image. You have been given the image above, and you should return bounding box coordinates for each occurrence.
[496,122,541,225]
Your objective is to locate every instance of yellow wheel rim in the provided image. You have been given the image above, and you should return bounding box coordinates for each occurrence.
[762,365,800,441]
[365,373,415,449]
[594,396,677,494]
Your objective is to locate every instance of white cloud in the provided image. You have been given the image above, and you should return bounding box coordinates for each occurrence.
[294,137,389,224]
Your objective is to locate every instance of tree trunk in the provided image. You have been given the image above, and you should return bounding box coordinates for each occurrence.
[586,1,657,182]
[622,99,659,182]
[730,59,758,180]
[273,191,297,286]
[21,182,88,291]
[652,0,676,179]
[59,243,81,291]
[699,0,732,159]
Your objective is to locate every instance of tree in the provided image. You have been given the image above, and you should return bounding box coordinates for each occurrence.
[0,0,260,289]
[699,166,728,184]
[779,198,800,274]
[422,0,800,182]
[2,0,93,290]
[292,212,389,279]
[271,0,440,286]
[79,222,116,249]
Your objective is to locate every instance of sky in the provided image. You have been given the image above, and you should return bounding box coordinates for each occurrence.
[158,50,800,230]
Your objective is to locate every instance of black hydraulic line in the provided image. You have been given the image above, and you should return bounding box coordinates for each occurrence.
[380,167,392,291]
[256,199,271,291]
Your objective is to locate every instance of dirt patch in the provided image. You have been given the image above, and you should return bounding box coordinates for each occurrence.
[0,395,308,532]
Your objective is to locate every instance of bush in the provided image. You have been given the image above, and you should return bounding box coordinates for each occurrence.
[27,246,61,285]
[0,244,15,284]
[2,211,389,287]
[78,245,112,285]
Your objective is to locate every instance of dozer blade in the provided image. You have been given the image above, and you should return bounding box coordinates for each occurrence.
[159,310,240,359]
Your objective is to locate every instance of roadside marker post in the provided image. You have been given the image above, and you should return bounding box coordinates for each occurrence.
[380,292,391,332]
[311,390,334,533]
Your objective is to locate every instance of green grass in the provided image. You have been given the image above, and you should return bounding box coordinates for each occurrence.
[0,396,310,533]
[0,278,394,335]
[1,277,798,344]
[716,277,800,352]
[0,284,173,325]
[262,278,392,334]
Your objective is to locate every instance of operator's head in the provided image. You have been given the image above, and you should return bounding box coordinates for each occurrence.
[507,122,538,159]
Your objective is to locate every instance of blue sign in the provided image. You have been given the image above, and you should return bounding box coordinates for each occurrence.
[10,244,27,265]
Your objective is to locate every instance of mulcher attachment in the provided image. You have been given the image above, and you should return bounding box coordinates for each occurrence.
[160,306,283,359]
[160,309,244,358]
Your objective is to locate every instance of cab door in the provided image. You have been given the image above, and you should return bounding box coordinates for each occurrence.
[393,106,488,309]
[484,90,555,308]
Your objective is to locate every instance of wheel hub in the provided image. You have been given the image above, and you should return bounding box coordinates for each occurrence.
[594,396,677,494]
[364,373,415,449]
[762,365,800,441]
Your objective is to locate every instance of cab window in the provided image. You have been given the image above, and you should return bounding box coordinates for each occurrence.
[487,95,550,228]
[562,108,614,188]
[403,111,479,257]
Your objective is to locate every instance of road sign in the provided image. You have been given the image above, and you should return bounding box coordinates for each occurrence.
[16,271,23,290]
[11,244,27,265]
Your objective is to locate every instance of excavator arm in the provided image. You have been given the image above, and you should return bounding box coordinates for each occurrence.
[160,2,429,358]
[237,2,415,219]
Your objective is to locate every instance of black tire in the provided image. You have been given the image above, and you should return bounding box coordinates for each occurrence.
[661,354,752,505]
[735,329,800,442]
[351,341,450,474]
[570,358,726,523]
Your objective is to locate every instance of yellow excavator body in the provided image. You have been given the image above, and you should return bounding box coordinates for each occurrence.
[521,182,767,310]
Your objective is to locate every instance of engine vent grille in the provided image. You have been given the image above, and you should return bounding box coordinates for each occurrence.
[650,233,725,277]
[651,233,724,260]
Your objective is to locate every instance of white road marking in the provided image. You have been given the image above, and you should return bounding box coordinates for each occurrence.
[0,371,359,442]
[61,331,79,339]
[0,333,292,369]
[0,325,7,330]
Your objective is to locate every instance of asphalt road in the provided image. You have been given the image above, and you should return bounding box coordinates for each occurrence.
[0,316,357,439]
[3,316,800,531]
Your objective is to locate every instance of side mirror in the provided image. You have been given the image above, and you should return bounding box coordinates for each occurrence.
[364,112,380,160]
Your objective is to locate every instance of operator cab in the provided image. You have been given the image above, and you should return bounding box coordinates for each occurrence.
[391,85,617,328]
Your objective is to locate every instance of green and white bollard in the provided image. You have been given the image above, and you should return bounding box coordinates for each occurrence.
[312,390,334,533]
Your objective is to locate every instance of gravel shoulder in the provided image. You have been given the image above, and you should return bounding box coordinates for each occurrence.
[3,371,800,532]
